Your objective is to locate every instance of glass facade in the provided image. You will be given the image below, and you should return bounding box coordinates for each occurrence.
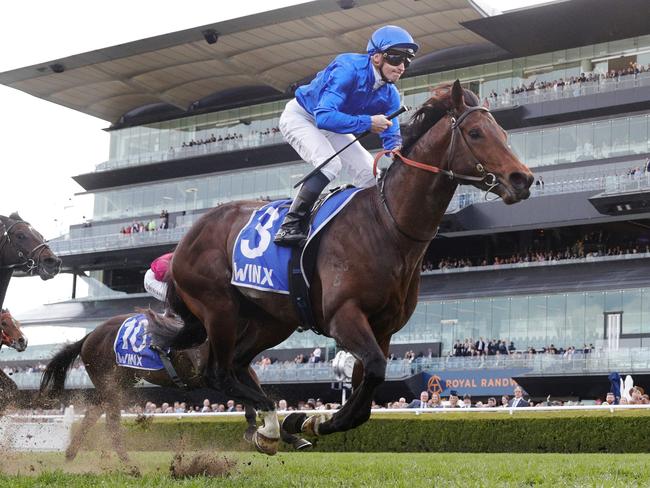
[93,162,306,220]
[103,34,650,172]
[509,112,650,168]
[275,287,650,351]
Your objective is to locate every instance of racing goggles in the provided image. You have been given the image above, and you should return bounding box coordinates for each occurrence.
[382,50,414,68]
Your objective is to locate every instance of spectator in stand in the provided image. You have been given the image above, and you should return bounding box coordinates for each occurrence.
[430,392,442,408]
[486,397,497,408]
[461,394,472,408]
[508,386,529,408]
[226,399,235,412]
[446,390,461,408]
[278,399,288,411]
[408,391,430,408]
[201,399,212,412]
[603,392,617,406]
[501,395,510,408]
[394,397,407,409]
[309,347,322,363]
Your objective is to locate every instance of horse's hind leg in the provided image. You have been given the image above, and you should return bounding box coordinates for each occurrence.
[65,404,103,461]
[106,397,129,462]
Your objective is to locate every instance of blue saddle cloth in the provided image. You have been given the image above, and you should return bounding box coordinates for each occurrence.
[113,314,166,371]
[232,187,363,294]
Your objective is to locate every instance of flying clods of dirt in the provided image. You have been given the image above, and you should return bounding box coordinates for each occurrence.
[169,452,236,478]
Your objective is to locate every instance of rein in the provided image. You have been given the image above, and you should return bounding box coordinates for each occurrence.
[0,220,50,274]
[373,105,499,242]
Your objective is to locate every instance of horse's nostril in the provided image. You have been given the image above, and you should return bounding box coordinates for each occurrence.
[509,172,533,191]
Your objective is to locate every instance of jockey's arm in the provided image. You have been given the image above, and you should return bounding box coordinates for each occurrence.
[312,65,372,134]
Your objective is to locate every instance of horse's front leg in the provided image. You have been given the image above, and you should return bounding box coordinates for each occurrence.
[240,369,312,451]
[284,301,386,436]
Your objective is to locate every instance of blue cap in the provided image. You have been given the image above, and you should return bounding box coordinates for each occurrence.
[367,25,419,55]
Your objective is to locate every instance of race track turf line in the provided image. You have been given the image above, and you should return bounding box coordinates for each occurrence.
[0,451,648,487]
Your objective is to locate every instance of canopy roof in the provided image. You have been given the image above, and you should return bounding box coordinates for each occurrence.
[0,0,487,125]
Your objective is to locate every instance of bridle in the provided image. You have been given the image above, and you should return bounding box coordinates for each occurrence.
[0,219,51,274]
[373,105,500,242]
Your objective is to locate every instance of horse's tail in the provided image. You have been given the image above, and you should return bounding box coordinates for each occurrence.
[165,279,207,349]
[40,335,88,398]
[138,307,183,348]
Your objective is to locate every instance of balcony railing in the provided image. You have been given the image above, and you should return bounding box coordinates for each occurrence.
[96,132,286,173]
[49,171,650,257]
[8,348,650,390]
[490,71,650,109]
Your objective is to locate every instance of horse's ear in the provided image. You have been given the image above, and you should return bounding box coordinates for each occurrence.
[9,212,21,221]
[482,97,490,109]
[451,80,466,112]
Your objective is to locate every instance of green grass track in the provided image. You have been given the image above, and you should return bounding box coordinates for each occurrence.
[1,451,649,487]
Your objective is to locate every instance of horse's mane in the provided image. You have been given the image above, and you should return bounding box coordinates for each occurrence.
[401,82,480,157]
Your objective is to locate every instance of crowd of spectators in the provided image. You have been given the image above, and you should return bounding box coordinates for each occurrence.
[176,127,281,154]
[119,210,170,236]
[484,62,650,107]
[422,232,650,272]
[446,337,596,359]
[6,386,648,417]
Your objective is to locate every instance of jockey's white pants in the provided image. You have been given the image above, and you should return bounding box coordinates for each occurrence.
[144,269,167,302]
[279,99,376,188]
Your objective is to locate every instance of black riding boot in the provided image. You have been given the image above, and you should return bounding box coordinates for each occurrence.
[274,171,330,247]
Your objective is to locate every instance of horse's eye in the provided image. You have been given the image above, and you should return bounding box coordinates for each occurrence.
[17,233,25,240]
[468,128,481,139]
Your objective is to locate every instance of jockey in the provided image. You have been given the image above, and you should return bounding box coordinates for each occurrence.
[273,25,418,246]
[143,252,173,302]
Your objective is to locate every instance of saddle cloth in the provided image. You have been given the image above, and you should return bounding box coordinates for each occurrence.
[231,187,363,294]
[113,314,167,371]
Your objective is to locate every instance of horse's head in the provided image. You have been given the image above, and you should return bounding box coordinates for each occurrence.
[0,213,62,279]
[1,309,27,352]
[403,80,533,204]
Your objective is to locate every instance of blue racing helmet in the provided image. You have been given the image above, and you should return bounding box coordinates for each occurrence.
[367,25,419,55]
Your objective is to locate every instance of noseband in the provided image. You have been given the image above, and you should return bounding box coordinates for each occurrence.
[0,220,51,274]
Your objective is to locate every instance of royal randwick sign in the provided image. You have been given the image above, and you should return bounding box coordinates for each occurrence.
[423,368,531,396]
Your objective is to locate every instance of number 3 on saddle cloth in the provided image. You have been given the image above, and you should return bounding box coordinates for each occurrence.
[232,187,363,330]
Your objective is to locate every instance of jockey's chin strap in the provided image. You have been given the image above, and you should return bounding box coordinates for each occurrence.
[373,105,499,242]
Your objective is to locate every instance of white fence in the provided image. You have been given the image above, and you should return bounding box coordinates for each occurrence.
[0,407,75,451]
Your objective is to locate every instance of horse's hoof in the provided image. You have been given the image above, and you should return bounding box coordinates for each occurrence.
[64,450,77,462]
[293,437,313,450]
[282,412,306,435]
[243,425,256,444]
[300,414,327,436]
[253,431,279,456]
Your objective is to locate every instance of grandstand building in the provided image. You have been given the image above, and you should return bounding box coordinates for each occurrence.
[2,0,650,404]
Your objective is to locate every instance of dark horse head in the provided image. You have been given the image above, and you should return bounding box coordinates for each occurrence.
[0,213,61,279]
[1,309,27,352]
[402,80,533,204]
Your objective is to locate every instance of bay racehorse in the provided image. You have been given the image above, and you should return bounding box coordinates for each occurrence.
[165,81,534,454]
[0,213,62,311]
[39,310,311,461]
[0,309,27,412]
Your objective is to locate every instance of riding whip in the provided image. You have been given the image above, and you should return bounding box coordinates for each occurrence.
[293,105,408,188]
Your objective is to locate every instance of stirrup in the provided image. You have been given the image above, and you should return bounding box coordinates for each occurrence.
[274,228,307,247]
